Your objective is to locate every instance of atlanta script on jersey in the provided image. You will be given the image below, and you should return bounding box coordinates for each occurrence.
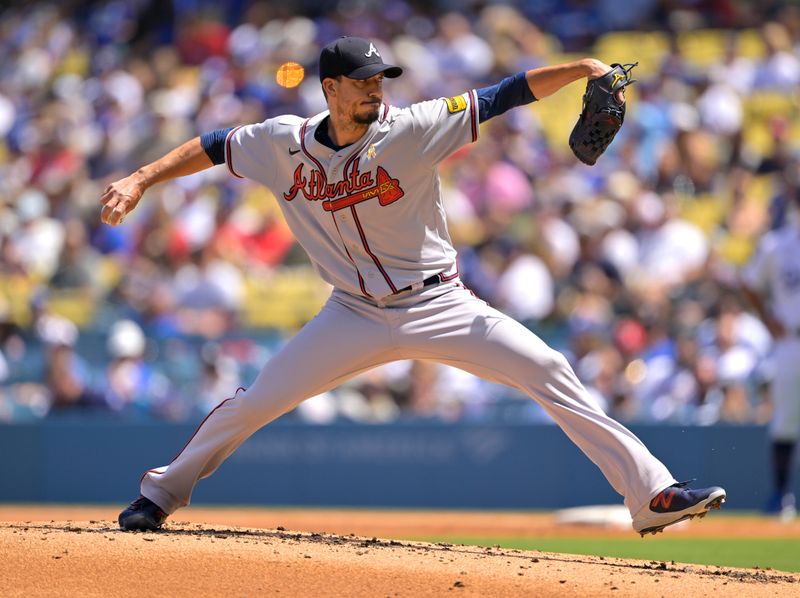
[223,91,479,299]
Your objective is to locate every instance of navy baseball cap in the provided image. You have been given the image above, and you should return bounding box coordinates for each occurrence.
[319,37,403,82]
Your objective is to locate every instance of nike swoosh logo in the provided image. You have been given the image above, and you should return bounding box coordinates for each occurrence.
[289,148,301,156]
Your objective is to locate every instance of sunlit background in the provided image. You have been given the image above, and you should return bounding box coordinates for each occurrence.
[0,0,798,433]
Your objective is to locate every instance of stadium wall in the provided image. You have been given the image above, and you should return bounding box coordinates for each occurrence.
[0,419,792,510]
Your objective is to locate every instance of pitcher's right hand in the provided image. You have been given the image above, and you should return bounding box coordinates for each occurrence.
[100,174,145,226]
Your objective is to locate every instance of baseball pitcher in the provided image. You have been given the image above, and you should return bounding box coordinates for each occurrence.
[102,37,725,536]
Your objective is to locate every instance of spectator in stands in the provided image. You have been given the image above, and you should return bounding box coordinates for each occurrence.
[431,12,494,82]
[193,342,242,414]
[633,192,709,290]
[753,22,800,90]
[0,298,11,398]
[35,313,105,413]
[757,118,800,231]
[49,218,101,293]
[45,340,104,413]
[494,237,555,324]
[11,189,64,280]
[103,319,176,418]
[173,244,244,338]
[710,32,755,95]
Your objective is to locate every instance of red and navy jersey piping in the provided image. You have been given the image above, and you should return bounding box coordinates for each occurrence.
[469,90,478,142]
[301,118,372,298]
[141,387,247,481]
[224,126,245,178]
[350,205,398,293]
[339,122,399,295]
[440,269,459,282]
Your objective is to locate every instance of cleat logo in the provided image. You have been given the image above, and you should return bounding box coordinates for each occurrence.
[650,491,675,511]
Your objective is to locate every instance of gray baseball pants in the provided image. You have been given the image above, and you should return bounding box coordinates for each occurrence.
[141,281,676,516]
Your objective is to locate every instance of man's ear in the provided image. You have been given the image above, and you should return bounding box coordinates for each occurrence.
[322,77,337,98]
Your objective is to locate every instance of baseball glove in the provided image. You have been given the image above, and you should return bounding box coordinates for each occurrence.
[569,62,638,165]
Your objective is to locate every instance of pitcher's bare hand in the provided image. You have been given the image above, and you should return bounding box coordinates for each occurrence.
[100,175,145,226]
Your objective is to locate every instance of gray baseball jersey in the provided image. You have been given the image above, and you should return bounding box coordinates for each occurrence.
[223,93,478,298]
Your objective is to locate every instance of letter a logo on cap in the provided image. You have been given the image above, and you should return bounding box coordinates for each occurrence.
[365,43,380,58]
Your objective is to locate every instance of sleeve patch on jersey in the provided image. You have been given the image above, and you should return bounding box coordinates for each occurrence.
[445,95,467,114]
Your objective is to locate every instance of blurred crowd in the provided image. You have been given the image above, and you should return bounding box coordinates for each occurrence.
[1,0,799,425]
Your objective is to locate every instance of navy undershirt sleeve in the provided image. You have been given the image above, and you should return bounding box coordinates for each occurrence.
[476,72,536,123]
[200,127,234,165]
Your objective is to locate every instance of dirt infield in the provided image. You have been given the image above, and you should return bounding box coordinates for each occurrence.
[2,506,800,597]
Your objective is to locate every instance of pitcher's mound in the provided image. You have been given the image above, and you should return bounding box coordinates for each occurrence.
[3,521,798,597]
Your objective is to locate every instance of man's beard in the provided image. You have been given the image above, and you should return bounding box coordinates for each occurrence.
[353,106,380,125]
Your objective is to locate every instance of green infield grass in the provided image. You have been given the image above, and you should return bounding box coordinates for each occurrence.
[416,536,800,573]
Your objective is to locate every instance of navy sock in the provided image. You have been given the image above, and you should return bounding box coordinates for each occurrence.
[773,441,796,494]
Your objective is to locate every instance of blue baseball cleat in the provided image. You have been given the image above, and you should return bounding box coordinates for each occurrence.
[118,495,169,531]
[632,480,726,537]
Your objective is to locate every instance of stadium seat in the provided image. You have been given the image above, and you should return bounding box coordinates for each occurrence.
[743,93,796,121]
[678,29,726,66]
[242,267,330,329]
[46,290,95,328]
[678,193,725,235]
[0,275,35,327]
[593,31,668,75]
[736,29,767,59]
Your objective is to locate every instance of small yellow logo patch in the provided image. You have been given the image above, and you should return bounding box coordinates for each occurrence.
[611,73,626,89]
[445,95,467,114]
[366,144,377,160]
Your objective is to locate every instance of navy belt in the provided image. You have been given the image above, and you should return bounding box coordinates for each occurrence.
[395,273,442,294]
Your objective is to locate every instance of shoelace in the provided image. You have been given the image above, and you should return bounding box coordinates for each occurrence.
[669,479,695,490]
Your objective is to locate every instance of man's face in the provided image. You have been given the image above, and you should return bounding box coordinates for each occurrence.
[325,73,384,125]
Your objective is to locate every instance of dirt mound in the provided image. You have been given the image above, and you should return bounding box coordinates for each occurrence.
[3,520,799,597]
